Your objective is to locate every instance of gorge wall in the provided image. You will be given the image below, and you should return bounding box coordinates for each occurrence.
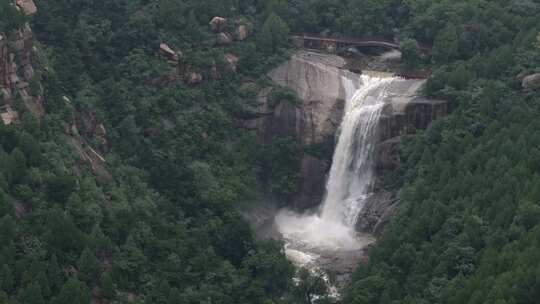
[250,50,447,230]
[0,0,44,122]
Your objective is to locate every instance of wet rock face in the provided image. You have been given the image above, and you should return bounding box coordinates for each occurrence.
[296,155,329,209]
[377,137,401,170]
[356,191,397,234]
[267,51,357,146]
[379,98,448,142]
[262,51,358,208]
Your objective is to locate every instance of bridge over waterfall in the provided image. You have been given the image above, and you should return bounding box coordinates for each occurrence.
[292,34,431,54]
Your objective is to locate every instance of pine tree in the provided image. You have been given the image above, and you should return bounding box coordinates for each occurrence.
[36,271,51,299]
[258,13,290,54]
[0,291,8,303]
[52,278,90,304]
[77,248,100,285]
[0,191,13,217]
[0,215,15,244]
[400,38,420,68]
[433,24,459,63]
[0,265,13,293]
[100,272,115,300]
[48,254,64,293]
[186,10,201,42]
[20,282,45,304]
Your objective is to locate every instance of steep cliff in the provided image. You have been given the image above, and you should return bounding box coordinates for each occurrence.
[268,51,359,146]
[261,51,448,222]
[264,51,360,208]
[0,0,43,122]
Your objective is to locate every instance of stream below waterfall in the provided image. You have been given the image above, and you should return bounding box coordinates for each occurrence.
[274,74,409,286]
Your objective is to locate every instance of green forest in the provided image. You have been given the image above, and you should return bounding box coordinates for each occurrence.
[0,0,539,303]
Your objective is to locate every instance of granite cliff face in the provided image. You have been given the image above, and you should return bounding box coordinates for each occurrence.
[255,51,447,228]
[268,51,360,146]
[266,51,359,208]
[0,0,43,122]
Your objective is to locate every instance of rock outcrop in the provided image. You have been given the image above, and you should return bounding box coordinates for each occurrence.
[375,80,447,170]
[187,72,203,85]
[356,191,397,234]
[159,43,182,62]
[216,32,233,45]
[245,51,359,208]
[268,51,358,146]
[224,53,239,72]
[522,73,540,90]
[0,5,44,121]
[256,51,447,217]
[236,24,249,41]
[16,0,37,16]
[210,17,228,33]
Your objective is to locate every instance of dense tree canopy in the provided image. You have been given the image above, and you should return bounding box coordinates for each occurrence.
[341,0,540,303]
[1,0,540,303]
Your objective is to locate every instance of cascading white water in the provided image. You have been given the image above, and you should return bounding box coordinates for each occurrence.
[320,75,394,227]
[275,75,396,257]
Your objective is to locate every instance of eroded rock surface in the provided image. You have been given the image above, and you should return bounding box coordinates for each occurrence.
[0,22,44,119]
[522,73,540,90]
[356,191,398,234]
[263,51,361,208]
[268,51,359,146]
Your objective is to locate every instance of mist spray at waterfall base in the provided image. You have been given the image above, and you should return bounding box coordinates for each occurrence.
[275,75,398,274]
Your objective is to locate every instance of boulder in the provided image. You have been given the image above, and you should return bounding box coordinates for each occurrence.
[159,43,178,60]
[216,32,233,45]
[236,24,249,41]
[224,53,239,72]
[16,0,37,16]
[522,73,540,90]
[187,72,203,85]
[210,16,227,33]
[0,106,18,125]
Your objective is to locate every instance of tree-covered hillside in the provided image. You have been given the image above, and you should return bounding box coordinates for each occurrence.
[341,0,540,303]
[1,0,540,303]
[0,0,301,303]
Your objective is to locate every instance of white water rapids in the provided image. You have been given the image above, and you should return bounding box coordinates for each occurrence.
[275,74,402,270]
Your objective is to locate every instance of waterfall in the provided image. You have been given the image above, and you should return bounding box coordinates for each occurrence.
[320,75,393,227]
[275,75,395,254]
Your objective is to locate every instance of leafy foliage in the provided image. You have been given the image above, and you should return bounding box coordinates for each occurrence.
[0,0,299,303]
[343,0,540,303]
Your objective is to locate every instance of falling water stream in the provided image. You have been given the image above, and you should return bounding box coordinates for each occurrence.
[275,75,402,276]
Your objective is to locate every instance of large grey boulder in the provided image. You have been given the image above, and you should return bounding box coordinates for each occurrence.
[210,17,227,33]
[522,73,540,90]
